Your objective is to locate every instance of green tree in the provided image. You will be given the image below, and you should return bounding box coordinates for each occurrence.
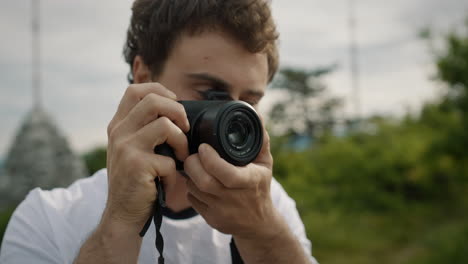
[269,19,468,264]
[82,147,107,175]
[433,24,468,158]
[269,66,342,137]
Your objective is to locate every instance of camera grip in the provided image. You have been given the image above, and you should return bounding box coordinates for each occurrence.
[154,143,184,171]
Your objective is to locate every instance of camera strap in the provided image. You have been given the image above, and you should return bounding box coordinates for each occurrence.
[139,177,166,264]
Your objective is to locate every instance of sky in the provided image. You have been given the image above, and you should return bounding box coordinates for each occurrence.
[1,0,468,157]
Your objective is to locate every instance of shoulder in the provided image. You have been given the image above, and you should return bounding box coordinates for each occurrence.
[270,177,319,264]
[0,169,108,263]
[270,177,301,221]
[20,169,108,230]
[33,169,108,215]
[270,177,300,215]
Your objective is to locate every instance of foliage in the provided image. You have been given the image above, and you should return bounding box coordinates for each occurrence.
[82,147,107,175]
[269,66,343,137]
[269,19,468,264]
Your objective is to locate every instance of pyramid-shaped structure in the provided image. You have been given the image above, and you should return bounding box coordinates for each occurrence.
[0,106,87,208]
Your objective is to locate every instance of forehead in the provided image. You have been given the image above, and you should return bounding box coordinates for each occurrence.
[164,30,269,94]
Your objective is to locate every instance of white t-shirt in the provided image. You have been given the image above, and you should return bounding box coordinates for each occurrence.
[0,169,318,263]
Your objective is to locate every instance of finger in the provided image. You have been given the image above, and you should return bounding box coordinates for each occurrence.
[110,83,177,129]
[135,116,189,161]
[252,120,273,168]
[118,93,189,137]
[184,154,224,195]
[185,178,218,204]
[187,193,208,214]
[143,152,178,193]
[197,144,256,188]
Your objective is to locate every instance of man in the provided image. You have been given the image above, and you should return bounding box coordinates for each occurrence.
[0,0,318,263]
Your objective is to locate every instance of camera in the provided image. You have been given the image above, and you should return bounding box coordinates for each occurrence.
[154,98,263,171]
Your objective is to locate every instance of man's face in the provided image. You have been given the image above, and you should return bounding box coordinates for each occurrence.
[156,30,269,109]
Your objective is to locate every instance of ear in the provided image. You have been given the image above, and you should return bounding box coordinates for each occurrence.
[132,55,152,84]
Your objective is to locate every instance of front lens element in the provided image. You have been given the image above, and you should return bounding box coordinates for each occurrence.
[217,101,262,166]
[227,119,249,148]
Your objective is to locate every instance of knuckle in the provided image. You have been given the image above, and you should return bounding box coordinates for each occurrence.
[264,131,271,146]
[126,84,140,99]
[267,152,273,164]
[158,116,172,130]
[203,157,216,172]
[107,122,114,138]
[108,124,119,142]
[143,93,160,111]
[125,153,142,169]
[165,157,176,172]
[253,170,265,186]
[143,94,161,118]
[153,82,164,90]
[114,140,127,155]
[198,178,212,192]
[146,92,159,102]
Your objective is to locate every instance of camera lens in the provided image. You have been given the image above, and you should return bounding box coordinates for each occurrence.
[156,100,263,169]
[227,119,249,148]
[217,102,262,166]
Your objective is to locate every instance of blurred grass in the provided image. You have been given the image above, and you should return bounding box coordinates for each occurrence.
[298,202,468,264]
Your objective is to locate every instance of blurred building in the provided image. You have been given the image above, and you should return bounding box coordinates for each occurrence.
[0,0,87,210]
[0,106,87,209]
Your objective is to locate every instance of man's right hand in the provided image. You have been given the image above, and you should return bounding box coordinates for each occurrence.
[74,83,189,264]
[104,82,190,228]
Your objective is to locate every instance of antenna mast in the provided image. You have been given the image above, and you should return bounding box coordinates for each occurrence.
[349,0,360,119]
[32,0,42,108]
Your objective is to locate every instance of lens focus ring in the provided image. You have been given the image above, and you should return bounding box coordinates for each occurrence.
[217,102,262,166]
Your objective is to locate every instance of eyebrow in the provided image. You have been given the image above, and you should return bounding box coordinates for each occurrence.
[186,73,231,91]
[185,72,265,99]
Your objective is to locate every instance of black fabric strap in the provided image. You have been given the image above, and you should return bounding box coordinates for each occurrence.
[139,177,166,264]
[230,238,245,264]
[139,177,245,264]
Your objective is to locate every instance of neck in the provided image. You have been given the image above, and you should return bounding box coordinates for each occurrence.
[165,173,191,212]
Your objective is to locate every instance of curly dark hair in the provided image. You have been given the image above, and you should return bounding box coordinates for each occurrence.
[123,0,279,84]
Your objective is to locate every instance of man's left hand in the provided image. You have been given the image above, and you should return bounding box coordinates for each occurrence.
[183,127,278,240]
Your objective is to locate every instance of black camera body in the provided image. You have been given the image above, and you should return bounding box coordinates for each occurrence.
[154,100,263,171]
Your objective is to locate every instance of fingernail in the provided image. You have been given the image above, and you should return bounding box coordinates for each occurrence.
[168,90,177,100]
[198,144,206,155]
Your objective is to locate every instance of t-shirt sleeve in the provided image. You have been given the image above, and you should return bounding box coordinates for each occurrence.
[0,188,63,263]
[270,178,319,264]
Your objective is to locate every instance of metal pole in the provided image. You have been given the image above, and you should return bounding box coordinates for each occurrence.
[32,0,41,108]
[349,0,360,120]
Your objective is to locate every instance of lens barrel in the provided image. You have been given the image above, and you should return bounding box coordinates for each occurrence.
[154,100,263,169]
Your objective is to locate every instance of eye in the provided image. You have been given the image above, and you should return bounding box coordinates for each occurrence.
[194,83,219,96]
